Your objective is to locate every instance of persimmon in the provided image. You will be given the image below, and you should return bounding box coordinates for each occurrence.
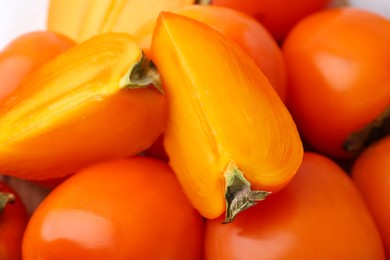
[0,31,75,102]
[351,136,390,257]
[47,0,194,42]
[0,181,29,260]
[151,12,302,222]
[22,157,204,260]
[135,5,287,101]
[204,152,385,259]
[203,0,332,42]
[283,7,390,158]
[0,33,166,180]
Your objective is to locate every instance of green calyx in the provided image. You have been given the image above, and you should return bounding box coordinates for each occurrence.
[224,162,271,223]
[196,0,212,4]
[119,51,164,94]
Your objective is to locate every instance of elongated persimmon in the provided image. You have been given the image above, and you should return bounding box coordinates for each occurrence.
[0,33,166,180]
[151,12,303,222]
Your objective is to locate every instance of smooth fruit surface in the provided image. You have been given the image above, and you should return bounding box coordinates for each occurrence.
[22,157,204,260]
[351,136,390,257]
[283,7,390,158]
[204,152,385,259]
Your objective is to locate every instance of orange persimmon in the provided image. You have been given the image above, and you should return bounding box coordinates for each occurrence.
[0,31,75,102]
[204,152,385,259]
[22,157,204,259]
[351,136,390,257]
[205,0,332,42]
[0,181,29,260]
[0,33,166,180]
[47,0,194,42]
[151,12,303,222]
[283,8,390,158]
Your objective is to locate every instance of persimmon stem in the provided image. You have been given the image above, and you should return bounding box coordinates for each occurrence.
[344,106,390,154]
[196,0,212,4]
[224,162,270,223]
[0,192,15,215]
[119,51,164,94]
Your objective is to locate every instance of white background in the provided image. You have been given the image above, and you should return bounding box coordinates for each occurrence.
[0,0,49,49]
[0,0,389,50]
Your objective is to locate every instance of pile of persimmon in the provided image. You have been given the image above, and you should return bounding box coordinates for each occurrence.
[0,0,389,259]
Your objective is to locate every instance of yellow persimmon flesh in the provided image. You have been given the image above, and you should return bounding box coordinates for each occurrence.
[151,12,303,222]
[47,0,194,42]
[0,33,166,180]
[100,0,194,35]
[47,0,94,41]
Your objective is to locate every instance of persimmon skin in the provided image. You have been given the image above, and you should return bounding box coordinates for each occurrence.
[22,157,204,260]
[351,136,390,257]
[283,8,390,158]
[210,0,331,42]
[0,31,75,102]
[0,181,29,260]
[204,152,385,259]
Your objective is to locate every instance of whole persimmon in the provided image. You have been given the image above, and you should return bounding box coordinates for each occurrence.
[22,157,204,259]
[283,7,390,158]
[204,0,332,42]
[351,136,390,257]
[204,152,385,259]
[0,31,75,102]
[0,180,29,260]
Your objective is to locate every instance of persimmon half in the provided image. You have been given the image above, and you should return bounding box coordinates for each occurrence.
[0,33,166,180]
[47,0,194,42]
[151,12,302,222]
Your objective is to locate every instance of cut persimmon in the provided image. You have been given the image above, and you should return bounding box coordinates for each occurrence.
[0,33,166,180]
[47,0,194,42]
[151,12,303,222]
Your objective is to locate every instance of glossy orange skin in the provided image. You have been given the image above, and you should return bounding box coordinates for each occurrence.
[283,8,390,158]
[204,152,385,259]
[0,181,29,260]
[22,157,204,260]
[351,136,390,257]
[0,31,75,102]
[211,0,331,42]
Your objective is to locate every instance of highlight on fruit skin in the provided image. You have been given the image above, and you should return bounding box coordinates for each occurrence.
[0,33,167,180]
[151,12,303,222]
